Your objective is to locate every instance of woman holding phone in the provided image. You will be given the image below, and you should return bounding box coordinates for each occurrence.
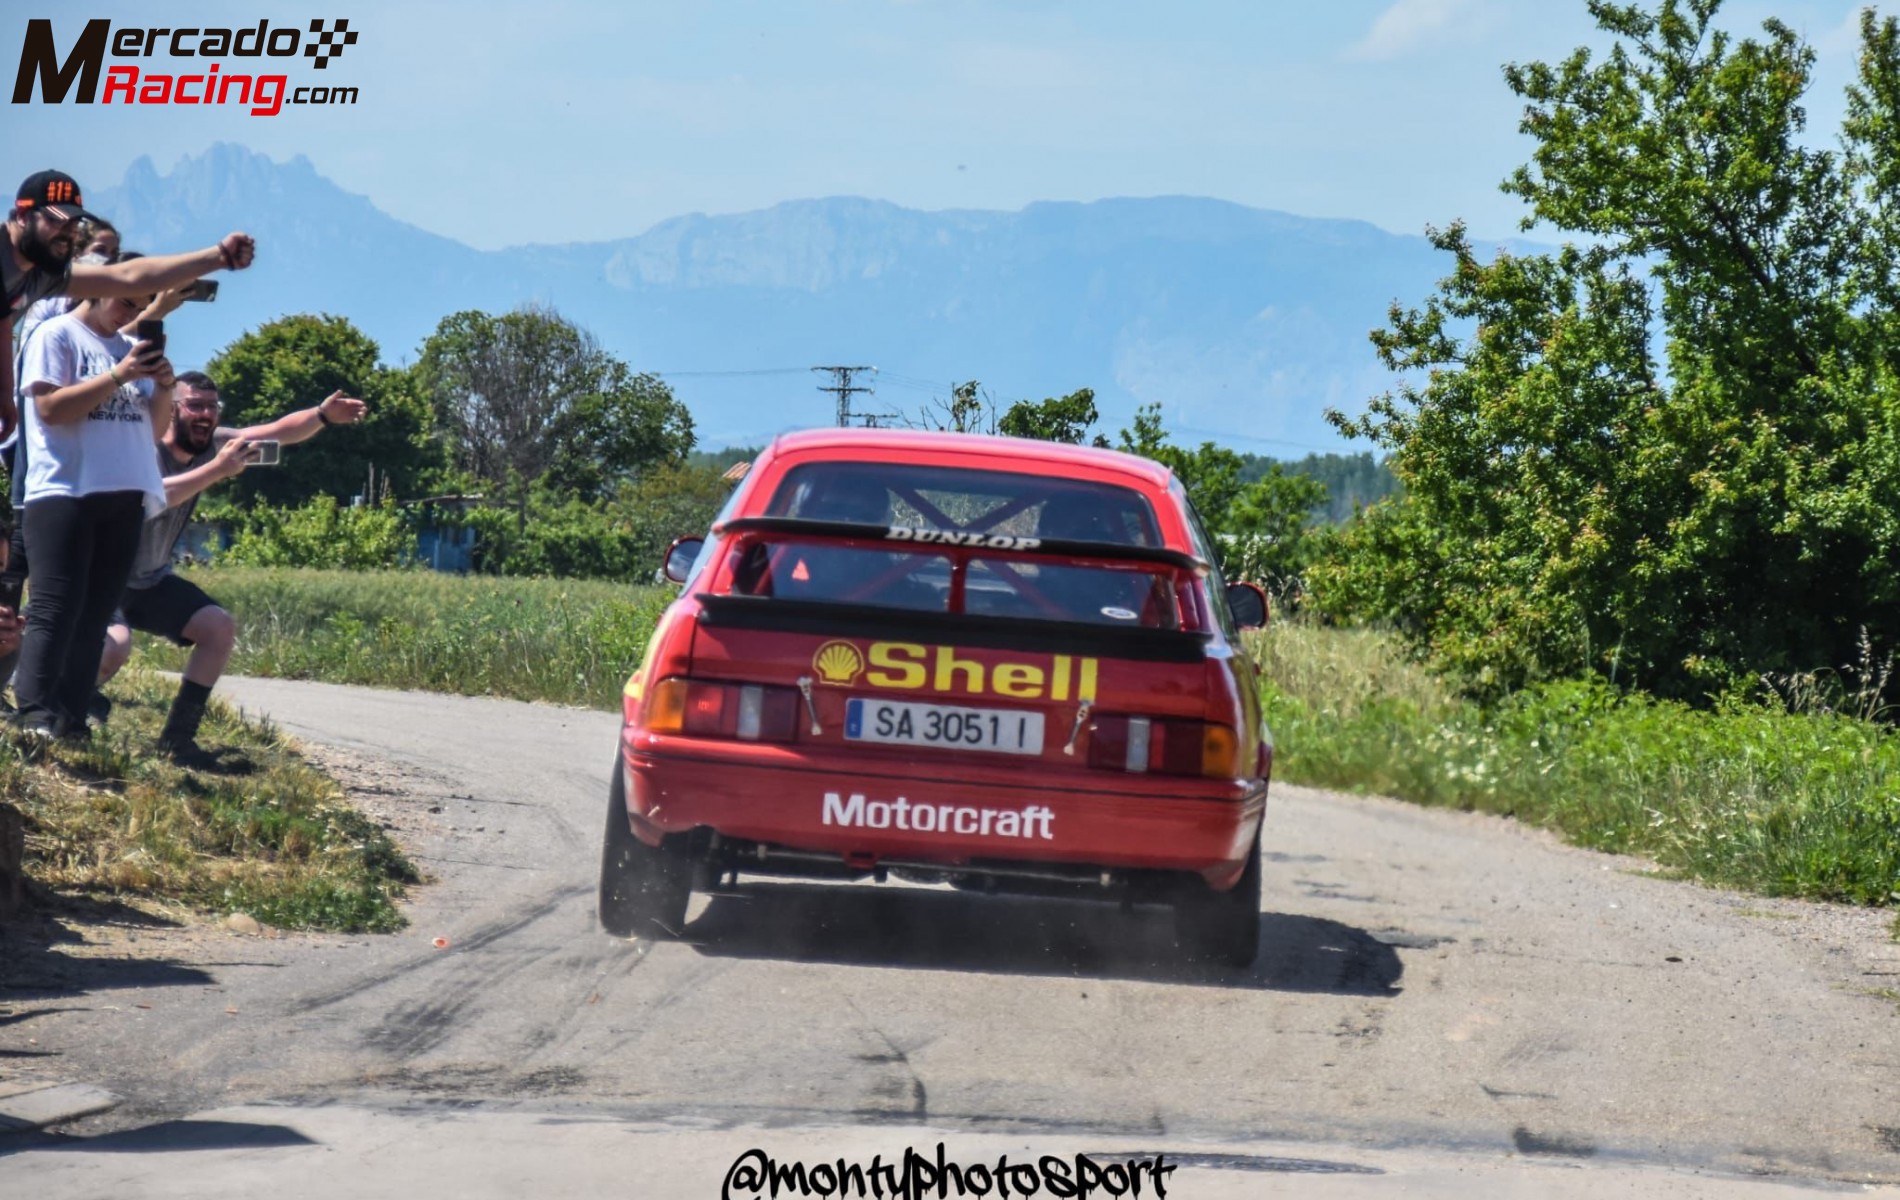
[12,251,172,740]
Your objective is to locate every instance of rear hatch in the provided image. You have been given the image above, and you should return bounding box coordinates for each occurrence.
[670,458,1241,780]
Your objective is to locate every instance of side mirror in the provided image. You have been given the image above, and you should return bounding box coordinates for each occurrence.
[662,536,705,585]
[1225,581,1269,630]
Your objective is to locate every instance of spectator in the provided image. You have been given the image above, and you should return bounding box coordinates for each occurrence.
[12,217,119,350]
[80,219,119,260]
[1,283,193,701]
[95,372,367,761]
[11,258,174,740]
[4,169,254,440]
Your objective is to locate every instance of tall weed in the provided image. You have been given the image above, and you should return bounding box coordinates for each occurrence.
[1253,624,1900,908]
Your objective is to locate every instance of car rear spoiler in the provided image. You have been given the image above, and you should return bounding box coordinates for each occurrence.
[693,595,1215,663]
[713,517,1210,577]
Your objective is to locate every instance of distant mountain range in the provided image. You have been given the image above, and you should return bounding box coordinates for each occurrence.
[91,144,1533,451]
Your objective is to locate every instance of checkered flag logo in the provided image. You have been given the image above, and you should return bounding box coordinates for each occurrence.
[305,18,357,69]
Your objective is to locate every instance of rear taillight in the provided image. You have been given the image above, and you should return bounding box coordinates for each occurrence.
[1088,715,1240,778]
[643,678,801,743]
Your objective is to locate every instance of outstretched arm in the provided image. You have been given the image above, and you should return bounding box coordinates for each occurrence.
[66,232,255,299]
[237,390,367,446]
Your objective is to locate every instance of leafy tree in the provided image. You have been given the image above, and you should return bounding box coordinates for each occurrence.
[1321,0,1900,703]
[1223,466,1331,602]
[911,380,997,433]
[464,464,733,581]
[915,383,1111,445]
[944,380,989,434]
[998,388,1106,445]
[544,377,695,502]
[1237,451,1400,523]
[206,315,439,506]
[1111,403,1332,591]
[418,306,693,526]
[1117,403,1246,530]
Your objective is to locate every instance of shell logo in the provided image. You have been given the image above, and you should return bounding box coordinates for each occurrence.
[812,640,865,686]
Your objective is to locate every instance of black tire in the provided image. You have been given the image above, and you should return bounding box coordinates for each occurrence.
[598,758,693,939]
[1173,834,1262,968]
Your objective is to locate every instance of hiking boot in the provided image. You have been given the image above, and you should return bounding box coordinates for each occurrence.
[85,692,113,729]
[159,687,210,755]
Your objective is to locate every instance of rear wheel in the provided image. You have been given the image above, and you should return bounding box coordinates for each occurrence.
[598,758,693,939]
[1173,834,1261,968]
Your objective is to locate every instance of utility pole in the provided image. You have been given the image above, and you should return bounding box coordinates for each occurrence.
[812,365,876,427]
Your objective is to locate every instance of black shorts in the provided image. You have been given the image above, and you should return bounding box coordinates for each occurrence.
[119,574,220,646]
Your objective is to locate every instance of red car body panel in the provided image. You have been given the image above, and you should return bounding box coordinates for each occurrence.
[617,429,1271,891]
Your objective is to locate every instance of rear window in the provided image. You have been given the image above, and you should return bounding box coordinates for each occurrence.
[769,462,1160,547]
[723,462,1179,627]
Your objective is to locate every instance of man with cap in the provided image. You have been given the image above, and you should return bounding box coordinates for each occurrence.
[3,169,257,441]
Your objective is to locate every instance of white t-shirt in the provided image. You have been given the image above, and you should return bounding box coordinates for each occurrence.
[13,294,76,359]
[17,312,166,517]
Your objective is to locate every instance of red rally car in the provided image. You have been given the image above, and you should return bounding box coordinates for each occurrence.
[602,428,1273,965]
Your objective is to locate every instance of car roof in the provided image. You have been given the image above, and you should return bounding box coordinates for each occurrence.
[760,427,1178,493]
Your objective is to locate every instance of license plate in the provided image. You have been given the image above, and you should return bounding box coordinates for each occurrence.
[845,698,1045,756]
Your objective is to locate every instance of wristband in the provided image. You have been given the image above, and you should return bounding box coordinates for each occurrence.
[218,242,236,270]
[109,365,124,387]
[317,406,335,427]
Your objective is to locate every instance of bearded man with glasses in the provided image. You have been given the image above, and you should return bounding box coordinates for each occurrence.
[92,371,366,763]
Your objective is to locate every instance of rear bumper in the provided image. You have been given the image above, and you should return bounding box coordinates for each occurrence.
[619,728,1267,883]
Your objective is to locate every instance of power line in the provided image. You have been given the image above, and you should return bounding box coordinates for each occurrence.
[1170,423,1350,453]
[869,377,943,395]
[649,367,811,378]
[875,370,953,390]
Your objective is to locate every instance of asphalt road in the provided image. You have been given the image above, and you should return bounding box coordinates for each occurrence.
[4,675,1899,1196]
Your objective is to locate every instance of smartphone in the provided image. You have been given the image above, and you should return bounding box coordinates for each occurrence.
[182,279,219,303]
[245,440,282,466]
[134,318,165,357]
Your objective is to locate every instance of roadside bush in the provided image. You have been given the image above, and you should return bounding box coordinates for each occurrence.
[219,494,413,570]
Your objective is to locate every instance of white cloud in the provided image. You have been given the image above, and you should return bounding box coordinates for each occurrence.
[1811,6,1869,58]
[1343,0,1476,62]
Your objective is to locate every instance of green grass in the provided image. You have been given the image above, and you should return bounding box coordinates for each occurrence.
[1250,623,1900,911]
[138,567,671,710]
[10,668,418,932]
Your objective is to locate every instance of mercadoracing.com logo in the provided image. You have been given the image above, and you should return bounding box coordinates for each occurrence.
[12,18,360,117]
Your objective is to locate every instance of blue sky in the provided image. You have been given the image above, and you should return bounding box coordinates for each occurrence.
[6,1,1879,250]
